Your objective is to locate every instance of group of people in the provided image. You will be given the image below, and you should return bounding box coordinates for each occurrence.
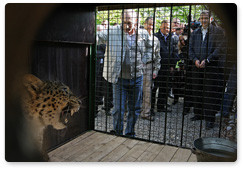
[96,9,230,136]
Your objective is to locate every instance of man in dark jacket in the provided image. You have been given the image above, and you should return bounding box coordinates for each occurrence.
[152,20,179,112]
[189,11,225,129]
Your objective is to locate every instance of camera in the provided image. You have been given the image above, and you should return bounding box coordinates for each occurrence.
[190,21,201,30]
[183,21,201,35]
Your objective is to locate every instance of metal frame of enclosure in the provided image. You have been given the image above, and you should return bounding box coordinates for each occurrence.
[93,3,237,148]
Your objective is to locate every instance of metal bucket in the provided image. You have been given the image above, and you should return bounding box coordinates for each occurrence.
[192,137,237,162]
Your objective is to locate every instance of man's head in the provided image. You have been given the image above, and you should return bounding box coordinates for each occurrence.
[200,10,210,29]
[172,17,180,31]
[176,27,182,35]
[122,9,138,34]
[160,20,170,36]
[144,17,154,35]
[101,20,108,29]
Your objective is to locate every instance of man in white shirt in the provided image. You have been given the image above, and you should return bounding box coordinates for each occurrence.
[189,10,225,130]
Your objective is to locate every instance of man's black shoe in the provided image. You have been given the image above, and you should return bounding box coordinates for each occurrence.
[125,132,135,137]
[190,115,202,121]
[110,130,117,135]
[206,122,214,130]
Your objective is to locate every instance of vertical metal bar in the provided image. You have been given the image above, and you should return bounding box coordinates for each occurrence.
[105,8,110,132]
[200,8,211,136]
[193,5,197,21]
[132,7,139,138]
[90,44,96,130]
[88,6,97,129]
[118,8,124,136]
[198,11,204,138]
[147,5,156,141]
[180,5,192,147]
[218,42,228,138]
[163,3,173,144]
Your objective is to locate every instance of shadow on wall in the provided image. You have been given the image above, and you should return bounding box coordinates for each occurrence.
[5,4,57,161]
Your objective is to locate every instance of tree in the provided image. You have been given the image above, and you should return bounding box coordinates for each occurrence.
[96,5,219,31]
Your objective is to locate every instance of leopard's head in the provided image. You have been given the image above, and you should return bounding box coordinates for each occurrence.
[22,74,81,129]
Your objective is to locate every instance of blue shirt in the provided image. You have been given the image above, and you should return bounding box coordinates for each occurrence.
[160,30,169,42]
[126,33,136,48]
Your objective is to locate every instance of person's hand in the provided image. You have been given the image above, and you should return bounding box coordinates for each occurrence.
[200,59,206,68]
[195,60,200,68]
[153,73,157,79]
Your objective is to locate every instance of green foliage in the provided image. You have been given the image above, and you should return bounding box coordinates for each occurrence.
[96,10,122,25]
[96,5,219,30]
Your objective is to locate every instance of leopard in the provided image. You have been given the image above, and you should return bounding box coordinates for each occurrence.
[22,74,81,161]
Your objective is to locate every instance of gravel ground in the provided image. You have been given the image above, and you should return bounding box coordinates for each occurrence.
[95,97,237,148]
